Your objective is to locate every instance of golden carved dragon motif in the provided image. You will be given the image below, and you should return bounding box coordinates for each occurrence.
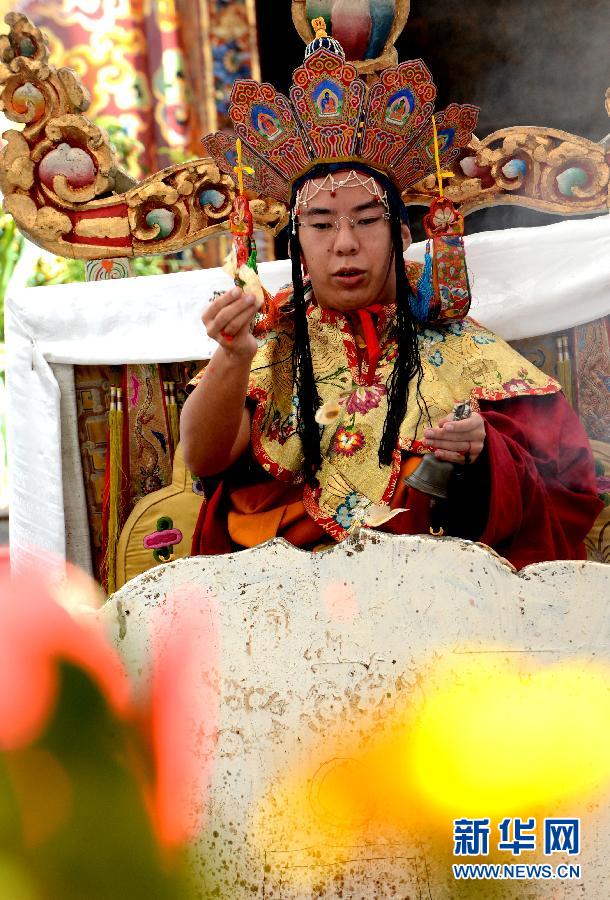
[0,13,286,260]
[404,127,610,216]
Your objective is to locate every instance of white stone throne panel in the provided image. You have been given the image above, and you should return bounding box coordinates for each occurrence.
[101,532,610,899]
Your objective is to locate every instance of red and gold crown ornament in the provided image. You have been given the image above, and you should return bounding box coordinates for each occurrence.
[423,114,465,238]
[202,17,478,327]
[411,114,471,325]
[221,139,276,336]
[203,18,479,206]
[228,139,256,269]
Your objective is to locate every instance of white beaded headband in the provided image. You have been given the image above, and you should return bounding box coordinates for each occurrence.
[292,169,389,233]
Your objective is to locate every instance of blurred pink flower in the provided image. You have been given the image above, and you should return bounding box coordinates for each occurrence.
[146,584,221,848]
[0,554,221,851]
[0,562,130,752]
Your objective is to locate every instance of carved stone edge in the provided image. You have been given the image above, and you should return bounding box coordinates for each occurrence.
[107,529,609,605]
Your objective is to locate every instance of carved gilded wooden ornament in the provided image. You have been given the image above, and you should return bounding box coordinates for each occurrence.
[404,127,610,217]
[0,13,287,260]
[0,12,608,262]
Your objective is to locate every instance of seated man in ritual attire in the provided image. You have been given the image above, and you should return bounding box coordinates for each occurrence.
[181,34,601,571]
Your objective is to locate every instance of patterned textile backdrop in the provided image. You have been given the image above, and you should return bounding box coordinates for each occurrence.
[176,0,259,142]
[14,0,261,176]
[75,360,206,581]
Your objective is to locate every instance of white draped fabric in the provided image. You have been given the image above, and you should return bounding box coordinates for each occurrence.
[5,215,610,573]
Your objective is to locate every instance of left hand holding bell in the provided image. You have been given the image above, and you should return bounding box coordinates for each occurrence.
[423,411,486,465]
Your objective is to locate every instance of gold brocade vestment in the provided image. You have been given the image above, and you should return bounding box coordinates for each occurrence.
[245,287,559,541]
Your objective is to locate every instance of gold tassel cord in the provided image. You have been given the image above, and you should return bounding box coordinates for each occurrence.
[431,114,455,199]
[105,385,123,595]
[166,381,181,458]
[233,138,254,197]
[557,335,574,407]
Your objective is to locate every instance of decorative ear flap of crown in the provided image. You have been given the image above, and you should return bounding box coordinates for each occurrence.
[229,80,311,184]
[290,50,365,162]
[201,131,290,203]
[358,60,437,172]
[392,102,480,187]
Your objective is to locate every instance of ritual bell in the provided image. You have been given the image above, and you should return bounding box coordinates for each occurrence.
[404,401,473,501]
[404,455,454,500]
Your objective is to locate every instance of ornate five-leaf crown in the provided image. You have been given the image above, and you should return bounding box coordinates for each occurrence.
[203,25,479,205]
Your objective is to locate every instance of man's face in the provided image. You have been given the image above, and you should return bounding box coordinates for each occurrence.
[296,176,411,312]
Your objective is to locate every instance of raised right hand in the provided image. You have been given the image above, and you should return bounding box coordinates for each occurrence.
[202,286,261,358]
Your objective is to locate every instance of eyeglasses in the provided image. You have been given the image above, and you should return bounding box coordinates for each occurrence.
[295,211,391,236]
